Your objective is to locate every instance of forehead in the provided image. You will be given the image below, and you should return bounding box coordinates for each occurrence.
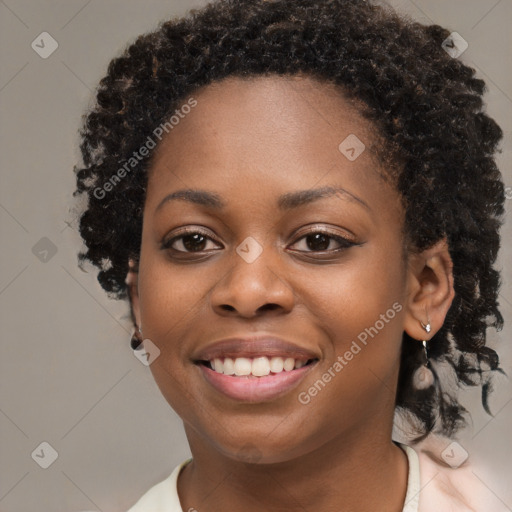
[146,75,396,216]
[151,75,377,159]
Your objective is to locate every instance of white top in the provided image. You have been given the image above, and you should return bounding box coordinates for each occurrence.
[125,439,509,511]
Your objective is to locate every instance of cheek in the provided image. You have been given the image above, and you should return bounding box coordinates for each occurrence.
[295,241,406,397]
[290,270,405,443]
[136,251,215,421]
[302,241,405,336]
[137,250,212,340]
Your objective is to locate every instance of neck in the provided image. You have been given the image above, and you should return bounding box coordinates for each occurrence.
[178,423,409,512]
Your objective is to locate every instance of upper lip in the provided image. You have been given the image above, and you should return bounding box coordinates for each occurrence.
[193,336,320,362]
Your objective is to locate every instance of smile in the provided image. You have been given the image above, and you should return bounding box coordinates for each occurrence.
[196,357,318,402]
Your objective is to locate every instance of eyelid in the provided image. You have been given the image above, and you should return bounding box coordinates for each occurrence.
[288,231,357,253]
[161,226,223,250]
[290,224,358,244]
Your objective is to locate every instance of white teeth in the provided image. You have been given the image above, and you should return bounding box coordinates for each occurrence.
[223,357,235,375]
[283,357,295,371]
[252,356,270,377]
[209,356,311,376]
[269,356,284,373]
[234,357,252,376]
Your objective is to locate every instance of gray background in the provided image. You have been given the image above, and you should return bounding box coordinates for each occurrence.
[0,0,511,511]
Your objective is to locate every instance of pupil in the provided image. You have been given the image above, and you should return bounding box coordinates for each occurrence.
[307,233,329,251]
[183,233,206,251]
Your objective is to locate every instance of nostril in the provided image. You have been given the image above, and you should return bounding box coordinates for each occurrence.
[258,303,280,312]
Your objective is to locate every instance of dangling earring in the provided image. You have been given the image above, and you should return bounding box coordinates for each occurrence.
[412,321,435,390]
[420,320,431,334]
[130,325,143,350]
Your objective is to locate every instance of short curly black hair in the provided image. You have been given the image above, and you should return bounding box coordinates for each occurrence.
[74,0,506,440]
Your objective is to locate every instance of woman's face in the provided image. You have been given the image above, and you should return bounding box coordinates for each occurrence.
[134,75,412,463]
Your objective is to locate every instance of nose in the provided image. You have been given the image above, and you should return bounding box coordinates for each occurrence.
[210,244,295,318]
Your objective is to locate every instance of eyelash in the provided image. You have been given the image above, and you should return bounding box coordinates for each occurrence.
[161,226,358,258]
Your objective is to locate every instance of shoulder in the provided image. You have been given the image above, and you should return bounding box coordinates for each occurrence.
[404,435,509,512]
[126,459,191,512]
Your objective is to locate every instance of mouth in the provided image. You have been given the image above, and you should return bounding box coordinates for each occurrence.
[197,355,318,376]
[194,356,319,402]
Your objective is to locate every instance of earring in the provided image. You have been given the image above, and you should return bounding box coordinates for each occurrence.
[412,321,434,390]
[130,325,143,350]
[420,321,431,333]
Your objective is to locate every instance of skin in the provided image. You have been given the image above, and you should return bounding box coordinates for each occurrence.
[128,75,455,511]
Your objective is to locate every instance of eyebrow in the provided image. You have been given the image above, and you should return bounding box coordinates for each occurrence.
[155,186,371,213]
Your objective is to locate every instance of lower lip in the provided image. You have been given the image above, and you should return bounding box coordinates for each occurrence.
[197,362,317,402]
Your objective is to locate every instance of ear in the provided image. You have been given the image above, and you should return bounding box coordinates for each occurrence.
[126,258,142,330]
[403,238,455,340]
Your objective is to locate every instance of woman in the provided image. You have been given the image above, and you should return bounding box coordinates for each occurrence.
[74,0,507,510]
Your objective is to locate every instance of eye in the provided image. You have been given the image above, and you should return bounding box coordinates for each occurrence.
[161,226,359,259]
[288,229,357,254]
[162,228,222,254]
